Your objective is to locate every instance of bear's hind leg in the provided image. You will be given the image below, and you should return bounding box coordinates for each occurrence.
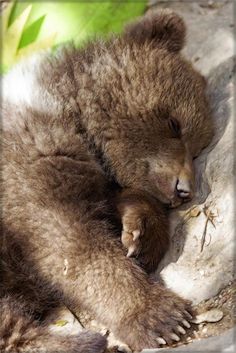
[0,296,107,353]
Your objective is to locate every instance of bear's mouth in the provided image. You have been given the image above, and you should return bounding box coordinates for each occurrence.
[169,195,192,209]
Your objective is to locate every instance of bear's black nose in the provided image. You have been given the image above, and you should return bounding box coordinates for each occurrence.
[176,179,192,200]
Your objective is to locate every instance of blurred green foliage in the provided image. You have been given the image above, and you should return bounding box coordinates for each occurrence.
[1,1,147,73]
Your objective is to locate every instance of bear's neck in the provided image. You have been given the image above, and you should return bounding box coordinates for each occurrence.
[65,42,128,181]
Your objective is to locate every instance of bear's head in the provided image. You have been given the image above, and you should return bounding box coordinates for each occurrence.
[82,10,213,207]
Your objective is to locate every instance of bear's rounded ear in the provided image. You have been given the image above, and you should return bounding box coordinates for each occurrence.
[124,10,186,53]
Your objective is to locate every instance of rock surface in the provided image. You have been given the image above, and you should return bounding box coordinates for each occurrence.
[192,308,224,324]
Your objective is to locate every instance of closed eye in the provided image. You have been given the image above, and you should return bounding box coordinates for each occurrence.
[168,117,181,138]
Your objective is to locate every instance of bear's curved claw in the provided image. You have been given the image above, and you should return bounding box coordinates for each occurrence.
[156,337,167,345]
[182,319,191,328]
[177,325,186,335]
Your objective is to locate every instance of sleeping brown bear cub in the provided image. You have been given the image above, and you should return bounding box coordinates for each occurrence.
[1,9,212,353]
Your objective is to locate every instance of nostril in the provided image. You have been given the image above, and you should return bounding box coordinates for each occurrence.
[176,179,191,199]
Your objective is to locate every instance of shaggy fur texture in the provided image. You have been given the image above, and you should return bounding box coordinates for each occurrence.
[1,10,213,352]
[0,297,107,353]
[116,189,169,272]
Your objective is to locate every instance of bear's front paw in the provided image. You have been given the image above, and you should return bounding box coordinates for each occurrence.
[120,203,169,272]
[121,205,144,258]
[117,285,193,351]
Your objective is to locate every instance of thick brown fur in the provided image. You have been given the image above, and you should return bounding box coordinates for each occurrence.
[0,296,107,353]
[1,10,212,352]
[116,189,169,273]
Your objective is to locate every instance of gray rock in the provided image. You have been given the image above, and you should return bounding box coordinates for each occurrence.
[192,308,224,324]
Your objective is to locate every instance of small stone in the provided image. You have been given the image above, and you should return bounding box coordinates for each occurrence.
[191,309,224,324]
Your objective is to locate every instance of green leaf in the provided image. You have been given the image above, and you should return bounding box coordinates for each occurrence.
[18,15,46,49]
[17,32,57,60]
[7,0,29,27]
[2,4,32,72]
[1,1,14,30]
[54,320,69,327]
